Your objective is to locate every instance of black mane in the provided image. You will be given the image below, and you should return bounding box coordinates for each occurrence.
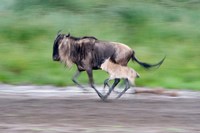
[82,36,97,40]
[69,35,98,41]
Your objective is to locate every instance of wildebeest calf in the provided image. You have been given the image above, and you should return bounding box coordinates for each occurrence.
[101,58,140,99]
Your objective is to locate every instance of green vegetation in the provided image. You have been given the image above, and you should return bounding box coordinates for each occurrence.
[0,0,200,90]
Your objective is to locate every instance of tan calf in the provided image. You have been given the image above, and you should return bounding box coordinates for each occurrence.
[101,58,140,99]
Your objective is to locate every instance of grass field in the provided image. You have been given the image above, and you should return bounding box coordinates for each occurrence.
[0,0,200,90]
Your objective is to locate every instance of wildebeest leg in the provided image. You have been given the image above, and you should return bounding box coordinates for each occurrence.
[72,70,81,86]
[86,69,104,100]
[72,70,86,89]
[103,78,110,94]
[103,78,110,89]
[116,79,130,99]
[112,80,126,94]
[103,78,120,100]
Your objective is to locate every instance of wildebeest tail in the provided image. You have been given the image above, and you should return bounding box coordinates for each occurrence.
[131,51,166,69]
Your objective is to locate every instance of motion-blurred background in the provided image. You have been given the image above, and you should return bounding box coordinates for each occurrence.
[0,0,199,90]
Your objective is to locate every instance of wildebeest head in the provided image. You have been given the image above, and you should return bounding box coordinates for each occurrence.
[52,32,70,61]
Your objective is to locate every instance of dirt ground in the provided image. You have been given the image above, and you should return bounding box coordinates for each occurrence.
[0,84,199,133]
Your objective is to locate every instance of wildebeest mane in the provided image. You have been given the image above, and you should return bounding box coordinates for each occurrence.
[58,34,98,69]
[69,37,95,62]
[69,35,97,41]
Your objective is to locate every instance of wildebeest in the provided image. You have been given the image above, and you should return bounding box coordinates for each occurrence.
[101,58,140,99]
[52,32,165,100]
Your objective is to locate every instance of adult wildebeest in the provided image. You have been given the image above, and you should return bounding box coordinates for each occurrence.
[52,32,165,100]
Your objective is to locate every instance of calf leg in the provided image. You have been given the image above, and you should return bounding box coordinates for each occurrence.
[116,79,130,99]
[103,78,120,100]
[103,78,110,94]
[103,78,110,88]
[113,80,126,94]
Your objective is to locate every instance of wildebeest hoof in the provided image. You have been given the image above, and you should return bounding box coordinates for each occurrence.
[101,95,109,101]
[77,84,85,89]
[113,90,120,94]
[81,88,90,93]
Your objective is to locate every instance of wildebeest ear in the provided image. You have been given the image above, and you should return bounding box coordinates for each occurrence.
[66,33,70,37]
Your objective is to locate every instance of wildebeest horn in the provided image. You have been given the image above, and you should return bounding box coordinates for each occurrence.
[57,30,62,35]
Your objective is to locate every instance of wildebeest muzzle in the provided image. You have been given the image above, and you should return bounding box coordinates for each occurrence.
[53,55,60,61]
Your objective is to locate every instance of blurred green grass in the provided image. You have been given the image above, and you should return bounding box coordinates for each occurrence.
[0,0,200,90]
